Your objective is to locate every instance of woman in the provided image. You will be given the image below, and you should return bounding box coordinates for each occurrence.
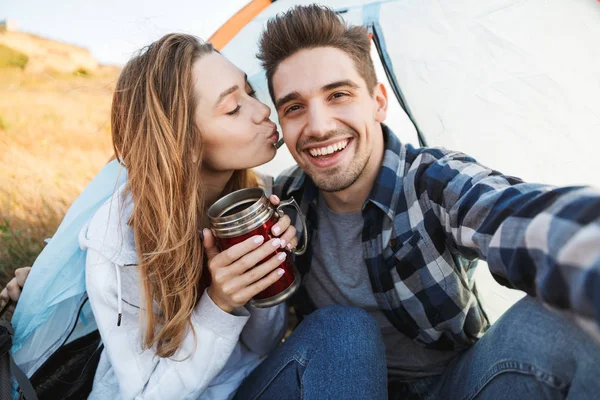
[75,33,387,400]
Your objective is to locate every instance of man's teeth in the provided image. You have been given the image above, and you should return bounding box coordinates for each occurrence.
[308,139,349,157]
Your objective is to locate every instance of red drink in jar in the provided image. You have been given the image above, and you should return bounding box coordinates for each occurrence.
[207,188,307,307]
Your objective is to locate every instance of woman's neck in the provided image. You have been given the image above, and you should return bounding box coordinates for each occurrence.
[202,168,234,215]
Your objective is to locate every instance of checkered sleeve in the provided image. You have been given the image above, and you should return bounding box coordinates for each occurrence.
[408,148,600,324]
[273,165,302,200]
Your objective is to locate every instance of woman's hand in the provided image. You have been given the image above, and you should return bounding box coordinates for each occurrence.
[268,195,298,252]
[0,266,31,317]
[203,230,287,313]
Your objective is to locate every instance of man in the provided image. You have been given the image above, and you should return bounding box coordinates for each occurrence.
[258,4,600,399]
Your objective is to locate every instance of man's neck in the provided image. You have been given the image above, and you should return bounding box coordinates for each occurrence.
[321,128,385,214]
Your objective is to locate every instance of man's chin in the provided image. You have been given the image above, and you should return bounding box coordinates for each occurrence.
[303,154,369,193]
[309,171,359,193]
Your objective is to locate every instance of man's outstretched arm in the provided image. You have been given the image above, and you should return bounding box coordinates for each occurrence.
[409,148,600,325]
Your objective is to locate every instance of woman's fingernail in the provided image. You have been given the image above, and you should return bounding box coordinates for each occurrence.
[277,268,285,276]
[287,243,292,250]
[253,236,265,244]
[277,252,287,261]
[273,226,281,235]
[272,238,281,247]
[280,239,286,248]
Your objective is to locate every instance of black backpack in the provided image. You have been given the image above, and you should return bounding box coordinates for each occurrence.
[0,317,37,400]
[0,300,102,400]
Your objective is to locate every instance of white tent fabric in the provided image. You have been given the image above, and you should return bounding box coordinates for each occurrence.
[224,0,600,187]
[222,0,600,320]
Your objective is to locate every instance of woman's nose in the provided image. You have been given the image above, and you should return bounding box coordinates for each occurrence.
[252,98,272,124]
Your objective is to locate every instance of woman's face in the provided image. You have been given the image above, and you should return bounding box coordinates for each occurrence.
[192,52,279,172]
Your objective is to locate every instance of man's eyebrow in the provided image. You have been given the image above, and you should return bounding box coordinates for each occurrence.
[321,79,359,92]
[275,92,300,110]
[275,80,360,111]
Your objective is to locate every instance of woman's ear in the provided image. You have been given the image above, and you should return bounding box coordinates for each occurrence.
[373,83,388,123]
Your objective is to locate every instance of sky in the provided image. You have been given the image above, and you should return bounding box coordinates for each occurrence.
[0,0,250,65]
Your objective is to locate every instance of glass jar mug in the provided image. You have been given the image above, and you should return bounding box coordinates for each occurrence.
[207,187,307,308]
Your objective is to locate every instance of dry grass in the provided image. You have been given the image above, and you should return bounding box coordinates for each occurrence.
[0,66,120,286]
[0,44,28,69]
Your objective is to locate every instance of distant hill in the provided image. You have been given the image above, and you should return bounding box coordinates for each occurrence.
[0,30,120,278]
[0,30,104,74]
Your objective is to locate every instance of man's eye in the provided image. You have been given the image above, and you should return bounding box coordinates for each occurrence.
[284,105,301,115]
[226,105,241,116]
[331,92,348,99]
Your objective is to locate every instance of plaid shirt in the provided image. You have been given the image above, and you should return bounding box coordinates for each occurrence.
[275,124,600,351]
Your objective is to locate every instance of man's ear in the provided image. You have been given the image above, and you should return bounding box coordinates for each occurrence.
[373,82,388,123]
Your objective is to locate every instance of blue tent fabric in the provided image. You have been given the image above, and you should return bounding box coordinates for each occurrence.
[11,160,126,354]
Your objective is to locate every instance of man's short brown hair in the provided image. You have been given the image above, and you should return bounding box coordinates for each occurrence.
[257,4,377,102]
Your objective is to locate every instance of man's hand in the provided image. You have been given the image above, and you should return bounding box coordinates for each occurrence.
[0,266,31,318]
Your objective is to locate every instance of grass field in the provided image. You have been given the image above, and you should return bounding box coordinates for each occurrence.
[0,66,119,286]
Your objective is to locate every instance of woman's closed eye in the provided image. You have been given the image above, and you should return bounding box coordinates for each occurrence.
[226,105,241,116]
[245,80,256,98]
[226,89,257,116]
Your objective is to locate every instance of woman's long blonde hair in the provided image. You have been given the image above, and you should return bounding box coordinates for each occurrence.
[111,34,258,358]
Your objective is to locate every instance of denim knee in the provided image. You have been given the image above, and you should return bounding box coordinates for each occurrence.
[311,305,377,329]
[455,296,600,398]
[308,305,383,349]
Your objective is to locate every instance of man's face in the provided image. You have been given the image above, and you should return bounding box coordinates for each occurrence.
[272,47,387,192]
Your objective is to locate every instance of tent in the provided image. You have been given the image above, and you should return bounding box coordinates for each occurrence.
[11,0,600,378]
[214,0,600,319]
[214,0,600,188]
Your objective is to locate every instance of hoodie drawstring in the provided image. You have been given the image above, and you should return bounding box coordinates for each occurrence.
[115,264,123,326]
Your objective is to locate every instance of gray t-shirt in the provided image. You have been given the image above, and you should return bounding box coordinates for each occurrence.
[304,194,459,378]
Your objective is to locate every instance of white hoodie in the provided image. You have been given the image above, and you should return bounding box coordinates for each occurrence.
[79,184,287,400]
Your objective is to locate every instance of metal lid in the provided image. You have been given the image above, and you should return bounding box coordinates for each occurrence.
[207,187,274,238]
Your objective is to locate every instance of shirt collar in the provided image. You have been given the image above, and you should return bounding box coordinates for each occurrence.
[365,124,405,220]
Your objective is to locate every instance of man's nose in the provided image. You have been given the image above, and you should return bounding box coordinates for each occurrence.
[306,102,335,138]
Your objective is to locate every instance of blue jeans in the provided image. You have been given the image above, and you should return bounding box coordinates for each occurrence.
[233,305,388,400]
[389,296,600,399]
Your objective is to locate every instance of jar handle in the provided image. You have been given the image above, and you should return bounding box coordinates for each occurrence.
[276,197,308,256]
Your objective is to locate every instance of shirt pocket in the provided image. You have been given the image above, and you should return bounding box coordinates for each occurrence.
[383,231,452,340]
[388,230,476,329]
[385,230,426,276]
[385,230,447,303]
[387,230,469,291]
